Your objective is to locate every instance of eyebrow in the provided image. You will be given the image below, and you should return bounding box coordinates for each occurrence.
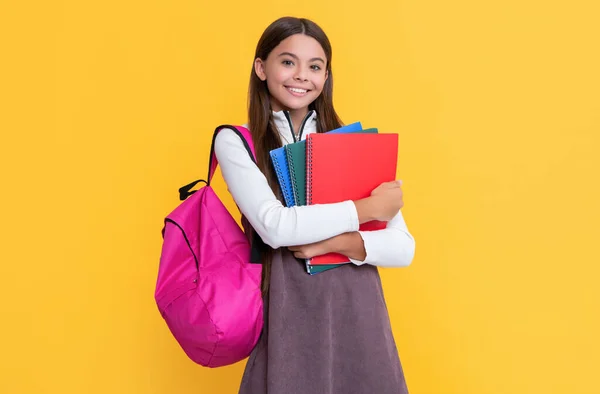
[278,52,325,64]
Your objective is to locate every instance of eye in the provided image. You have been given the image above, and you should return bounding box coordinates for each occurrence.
[311,65,322,71]
[282,60,294,66]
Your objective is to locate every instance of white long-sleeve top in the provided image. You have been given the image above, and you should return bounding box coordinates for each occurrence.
[213,110,415,267]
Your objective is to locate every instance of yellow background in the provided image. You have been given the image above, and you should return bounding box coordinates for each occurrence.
[1,0,599,393]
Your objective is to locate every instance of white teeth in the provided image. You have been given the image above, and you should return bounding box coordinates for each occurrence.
[288,87,308,93]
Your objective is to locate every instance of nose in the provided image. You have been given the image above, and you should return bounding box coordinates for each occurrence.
[294,68,308,82]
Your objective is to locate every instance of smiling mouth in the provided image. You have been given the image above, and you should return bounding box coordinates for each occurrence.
[285,86,311,94]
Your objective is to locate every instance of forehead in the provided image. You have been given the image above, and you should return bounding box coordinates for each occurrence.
[270,34,327,62]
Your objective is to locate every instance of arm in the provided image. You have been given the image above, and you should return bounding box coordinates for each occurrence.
[290,210,415,268]
[344,210,415,267]
[215,129,381,249]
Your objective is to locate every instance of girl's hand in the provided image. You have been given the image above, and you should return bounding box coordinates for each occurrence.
[370,180,404,221]
[288,238,337,259]
[288,233,366,261]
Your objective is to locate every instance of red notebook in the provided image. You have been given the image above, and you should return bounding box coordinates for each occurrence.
[306,133,399,265]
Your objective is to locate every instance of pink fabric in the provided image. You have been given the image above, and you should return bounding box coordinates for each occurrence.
[155,126,263,367]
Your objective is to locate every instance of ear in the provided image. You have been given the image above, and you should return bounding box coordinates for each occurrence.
[254,58,267,81]
[324,68,329,82]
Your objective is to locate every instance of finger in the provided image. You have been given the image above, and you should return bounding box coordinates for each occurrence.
[374,183,391,192]
[293,251,306,259]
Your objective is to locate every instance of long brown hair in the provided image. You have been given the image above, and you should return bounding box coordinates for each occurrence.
[245,17,343,295]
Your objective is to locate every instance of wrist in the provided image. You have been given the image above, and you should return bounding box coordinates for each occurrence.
[354,196,380,224]
[332,232,365,261]
[330,233,350,255]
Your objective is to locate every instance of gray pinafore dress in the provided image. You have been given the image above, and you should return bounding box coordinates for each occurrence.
[238,249,409,394]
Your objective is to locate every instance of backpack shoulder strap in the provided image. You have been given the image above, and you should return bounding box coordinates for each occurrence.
[207,125,256,183]
[178,125,256,201]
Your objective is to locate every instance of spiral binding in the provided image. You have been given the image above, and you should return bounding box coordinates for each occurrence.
[285,147,301,204]
[271,152,294,207]
[306,135,314,205]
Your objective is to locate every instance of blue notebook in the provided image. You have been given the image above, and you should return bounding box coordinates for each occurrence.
[270,147,296,207]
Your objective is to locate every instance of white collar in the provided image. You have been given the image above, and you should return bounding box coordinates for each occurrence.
[272,110,317,144]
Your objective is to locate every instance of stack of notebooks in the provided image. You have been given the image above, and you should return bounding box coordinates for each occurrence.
[269,122,398,274]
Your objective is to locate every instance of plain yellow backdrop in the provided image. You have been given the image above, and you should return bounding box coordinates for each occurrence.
[1,0,599,393]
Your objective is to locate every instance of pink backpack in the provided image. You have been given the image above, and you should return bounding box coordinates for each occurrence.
[155,125,263,367]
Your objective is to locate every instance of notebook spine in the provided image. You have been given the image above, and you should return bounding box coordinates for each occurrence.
[306,135,314,205]
[270,151,293,207]
[286,147,300,204]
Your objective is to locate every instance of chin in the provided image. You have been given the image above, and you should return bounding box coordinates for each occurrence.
[279,97,318,111]
[283,103,310,111]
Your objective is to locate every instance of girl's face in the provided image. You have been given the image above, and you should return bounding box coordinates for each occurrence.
[254,34,329,114]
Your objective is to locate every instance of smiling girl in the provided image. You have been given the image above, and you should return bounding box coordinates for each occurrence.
[214,16,415,394]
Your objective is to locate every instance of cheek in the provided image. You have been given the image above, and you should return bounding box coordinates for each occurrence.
[266,78,280,93]
[268,67,292,84]
[313,75,328,92]
[265,72,288,94]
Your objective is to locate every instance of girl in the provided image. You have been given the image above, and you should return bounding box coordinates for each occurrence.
[214,16,415,394]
